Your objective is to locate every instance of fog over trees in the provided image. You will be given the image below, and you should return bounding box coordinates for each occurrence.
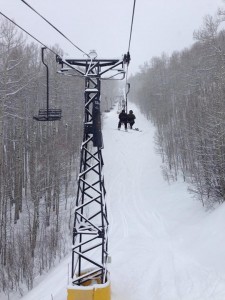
[130,13,225,207]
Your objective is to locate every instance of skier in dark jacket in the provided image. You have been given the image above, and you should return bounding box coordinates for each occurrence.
[118,109,128,130]
[127,110,136,129]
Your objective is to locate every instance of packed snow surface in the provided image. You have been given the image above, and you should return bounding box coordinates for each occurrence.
[18,105,225,300]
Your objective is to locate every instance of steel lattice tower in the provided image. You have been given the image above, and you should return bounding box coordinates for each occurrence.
[57,55,128,289]
[72,67,108,286]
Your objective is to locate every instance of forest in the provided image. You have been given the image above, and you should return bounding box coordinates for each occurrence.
[0,18,117,296]
[130,12,225,208]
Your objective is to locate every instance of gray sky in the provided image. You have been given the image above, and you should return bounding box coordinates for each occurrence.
[1,0,224,74]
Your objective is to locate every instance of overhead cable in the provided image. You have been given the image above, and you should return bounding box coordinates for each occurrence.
[21,0,90,58]
[126,0,137,76]
[127,0,136,53]
[125,0,137,113]
[0,11,59,57]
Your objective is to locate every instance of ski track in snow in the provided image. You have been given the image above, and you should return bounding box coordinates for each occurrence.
[104,105,225,300]
[10,104,225,300]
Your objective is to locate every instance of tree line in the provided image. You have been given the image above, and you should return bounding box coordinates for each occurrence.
[0,17,119,297]
[130,12,225,207]
[0,17,89,296]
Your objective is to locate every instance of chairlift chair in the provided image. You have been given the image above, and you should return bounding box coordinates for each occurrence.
[33,47,62,121]
[33,108,62,121]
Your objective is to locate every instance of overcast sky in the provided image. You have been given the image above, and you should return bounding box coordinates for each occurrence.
[1,0,224,74]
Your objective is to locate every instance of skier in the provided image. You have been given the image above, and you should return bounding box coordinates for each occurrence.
[127,110,136,129]
[118,109,128,130]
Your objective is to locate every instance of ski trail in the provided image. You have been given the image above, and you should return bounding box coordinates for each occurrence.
[103,105,225,300]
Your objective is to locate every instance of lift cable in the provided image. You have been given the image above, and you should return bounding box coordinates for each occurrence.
[127,0,137,54]
[0,10,88,82]
[21,0,90,58]
[125,0,137,112]
[0,11,59,57]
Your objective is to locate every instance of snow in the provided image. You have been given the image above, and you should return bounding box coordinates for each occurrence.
[13,104,225,300]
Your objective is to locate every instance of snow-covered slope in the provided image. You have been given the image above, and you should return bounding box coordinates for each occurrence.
[18,104,225,300]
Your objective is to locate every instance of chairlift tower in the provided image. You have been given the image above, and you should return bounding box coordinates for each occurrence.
[57,52,129,300]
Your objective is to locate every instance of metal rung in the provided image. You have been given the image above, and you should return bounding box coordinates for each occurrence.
[33,109,62,121]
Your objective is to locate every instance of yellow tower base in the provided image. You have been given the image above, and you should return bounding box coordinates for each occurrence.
[67,278,111,300]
